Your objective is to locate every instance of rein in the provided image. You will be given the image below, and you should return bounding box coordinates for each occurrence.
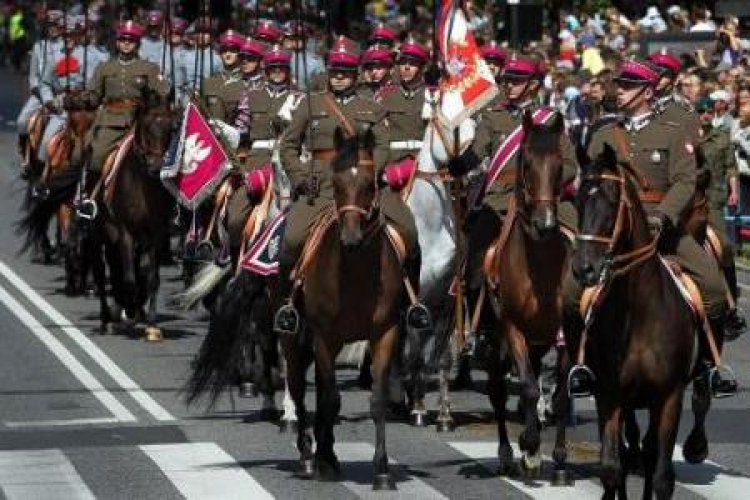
[334,157,380,222]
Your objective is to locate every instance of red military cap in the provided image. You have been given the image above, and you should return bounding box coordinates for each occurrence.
[146,10,164,26]
[481,40,507,65]
[361,44,394,67]
[218,29,245,50]
[254,20,283,44]
[647,48,682,76]
[370,23,398,47]
[240,39,266,59]
[116,20,145,41]
[398,37,429,64]
[501,53,544,81]
[327,36,360,71]
[170,18,188,35]
[264,46,292,67]
[614,59,661,87]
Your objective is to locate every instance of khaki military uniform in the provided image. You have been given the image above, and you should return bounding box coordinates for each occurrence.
[84,57,169,173]
[201,68,246,122]
[563,113,726,318]
[377,81,427,162]
[465,99,578,290]
[278,90,418,268]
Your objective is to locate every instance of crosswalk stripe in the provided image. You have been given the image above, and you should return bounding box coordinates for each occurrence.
[448,441,604,499]
[140,442,274,500]
[674,444,750,500]
[0,449,95,500]
[335,442,449,500]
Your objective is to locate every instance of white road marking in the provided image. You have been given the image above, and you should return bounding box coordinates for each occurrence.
[4,417,119,428]
[0,283,136,422]
[674,444,750,500]
[0,261,175,422]
[447,441,604,499]
[334,442,449,500]
[141,442,274,500]
[0,449,95,499]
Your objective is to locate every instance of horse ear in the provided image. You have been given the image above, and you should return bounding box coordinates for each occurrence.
[522,109,534,134]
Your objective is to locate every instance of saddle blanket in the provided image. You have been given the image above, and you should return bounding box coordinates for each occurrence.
[240,208,289,276]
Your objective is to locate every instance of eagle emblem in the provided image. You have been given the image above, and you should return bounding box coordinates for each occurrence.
[181,133,212,174]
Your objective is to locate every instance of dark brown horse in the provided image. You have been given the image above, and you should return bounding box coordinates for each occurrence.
[92,92,175,339]
[481,111,572,481]
[571,144,699,499]
[282,129,405,489]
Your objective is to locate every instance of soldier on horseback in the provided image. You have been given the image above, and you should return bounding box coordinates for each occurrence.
[201,30,246,123]
[358,45,394,99]
[238,38,265,90]
[140,11,167,67]
[274,36,427,335]
[565,59,737,396]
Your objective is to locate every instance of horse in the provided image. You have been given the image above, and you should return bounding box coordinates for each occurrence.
[571,143,699,499]
[281,128,406,489]
[481,111,572,481]
[91,92,175,339]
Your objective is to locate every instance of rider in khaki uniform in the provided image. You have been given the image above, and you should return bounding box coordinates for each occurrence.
[565,59,735,395]
[239,38,266,90]
[201,30,246,123]
[274,36,424,334]
[648,49,700,143]
[358,45,394,99]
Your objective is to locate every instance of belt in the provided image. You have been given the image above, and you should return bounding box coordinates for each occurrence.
[105,99,141,110]
[313,149,337,161]
[390,140,423,150]
[251,139,277,150]
[639,190,666,203]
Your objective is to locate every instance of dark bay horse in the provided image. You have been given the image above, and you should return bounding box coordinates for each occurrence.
[482,111,572,481]
[93,93,175,339]
[282,129,405,489]
[571,144,699,499]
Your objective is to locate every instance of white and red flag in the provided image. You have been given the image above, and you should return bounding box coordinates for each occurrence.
[161,102,234,209]
[436,0,498,128]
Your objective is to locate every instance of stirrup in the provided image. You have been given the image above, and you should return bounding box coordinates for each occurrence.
[76,198,98,221]
[273,300,300,336]
[195,240,215,262]
[567,364,596,398]
[406,302,432,332]
[708,365,738,398]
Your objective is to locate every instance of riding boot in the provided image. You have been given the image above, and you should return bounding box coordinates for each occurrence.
[723,263,746,341]
[703,311,738,397]
[404,246,431,331]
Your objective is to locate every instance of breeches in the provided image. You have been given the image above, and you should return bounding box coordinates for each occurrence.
[87,126,129,173]
[17,95,41,134]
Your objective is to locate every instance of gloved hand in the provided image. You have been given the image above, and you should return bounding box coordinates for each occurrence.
[447,154,470,177]
[424,63,442,87]
[648,212,677,254]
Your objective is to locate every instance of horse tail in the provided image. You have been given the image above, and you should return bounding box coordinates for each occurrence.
[184,271,266,407]
[168,262,231,310]
[15,166,80,255]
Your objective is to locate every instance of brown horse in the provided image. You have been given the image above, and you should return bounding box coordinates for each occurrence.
[571,144,699,499]
[281,128,405,489]
[481,111,572,481]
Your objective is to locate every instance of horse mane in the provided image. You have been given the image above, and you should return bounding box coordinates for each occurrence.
[522,111,564,155]
[331,127,375,172]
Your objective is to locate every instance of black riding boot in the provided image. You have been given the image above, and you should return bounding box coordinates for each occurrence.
[723,264,746,340]
[704,311,738,397]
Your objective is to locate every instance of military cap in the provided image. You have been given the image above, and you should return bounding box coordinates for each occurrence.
[327,36,360,71]
[370,23,398,47]
[481,40,507,65]
[170,17,188,35]
[218,30,245,50]
[501,53,544,81]
[398,37,429,64]
[264,46,292,67]
[613,59,661,86]
[240,39,266,59]
[361,45,394,67]
[647,48,682,76]
[254,20,283,44]
[146,10,164,26]
[116,20,145,41]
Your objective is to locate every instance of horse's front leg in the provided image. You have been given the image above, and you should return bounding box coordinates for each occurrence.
[142,245,162,342]
[281,333,314,478]
[683,373,711,464]
[370,324,400,490]
[598,401,625,500]
[505,323,542,477]
[551,342,573,486]
[312,334,341,481]
[487,339,515,476]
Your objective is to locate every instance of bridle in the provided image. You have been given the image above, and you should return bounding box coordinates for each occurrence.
[516,146,562,208]
[334,153,379,222]
[575,165,659,283]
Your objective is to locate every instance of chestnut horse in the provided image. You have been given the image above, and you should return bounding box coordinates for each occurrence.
[481,111,572,481]
[282,129,405,489]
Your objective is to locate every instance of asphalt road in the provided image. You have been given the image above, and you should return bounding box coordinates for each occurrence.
[1,67,749,499]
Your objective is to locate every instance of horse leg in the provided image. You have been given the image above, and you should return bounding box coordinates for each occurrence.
[623,410,643,473]
[651,390,684,500]
[312,335,342,481]
[58,204,77,296]
[370,325,400,490]
[117,232,138,321]
[278,346,298,433]
[404,327,427,427]
[143,246,162,342]
[436,339,455,432]
[598,403,626,500]
[281,333,314,478]
[551,343,573,486]
[89,233,111,333]
[487,341,515,476]
[683,373,711,464]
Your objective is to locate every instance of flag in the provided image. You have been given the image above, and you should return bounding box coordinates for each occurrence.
[161,102,234,209]
[437,0,498,129]
[240,208,289,276]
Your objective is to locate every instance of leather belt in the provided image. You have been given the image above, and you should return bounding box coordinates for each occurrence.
[495,171,516,185]
[251,139,277,150]
[105,99,141,110]
[390,140,423,150]
[639,190,666,203]
[313,149,337,161]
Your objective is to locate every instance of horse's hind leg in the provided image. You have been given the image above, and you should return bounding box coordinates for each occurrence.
[282,333,313,478]
[370,325,400,490]
[487,342,515,476]
[683,373,711,464]
[598,403,626,500]
[312,335,341,480]
[551,343,572,485]
[143,246,162,342]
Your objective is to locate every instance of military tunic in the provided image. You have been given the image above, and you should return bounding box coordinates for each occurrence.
[377,81,428,162]
[201,68,245,122]
[83,56,169,172]
[278,90,418,268]
[17,37,63,135]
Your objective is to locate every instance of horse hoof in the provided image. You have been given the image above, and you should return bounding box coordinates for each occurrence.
[436,419,455,433]
[411,412,428,427]
[497,461,519,477]
[550,468,574,486]
[372,473,396,491]
[520,454,541,478]
[279,420,298,434]
[145,327,163,342]
[294,459,314,480]
[683,431,709,464]
[239,383,255,398]
[314,458,341,482]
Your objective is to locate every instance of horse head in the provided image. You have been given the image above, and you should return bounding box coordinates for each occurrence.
[331,126,377,248]
[517,110,565,241]
[134,91,174,176]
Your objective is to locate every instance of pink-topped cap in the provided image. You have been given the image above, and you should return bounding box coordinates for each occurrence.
[647,48,682,75]
[116,20,145,41]
[615,59,661,86]
[218,30,245,49]
[361,45,394,66]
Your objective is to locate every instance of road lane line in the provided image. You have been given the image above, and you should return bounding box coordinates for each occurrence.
[0,284,136,423]
[334,442,449,500]
[447,441,604,499]
[0,261,175,422]
[0,449,95,499]
[141,443,274,500]
[674,444,750,500]
[5,417,119,428]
